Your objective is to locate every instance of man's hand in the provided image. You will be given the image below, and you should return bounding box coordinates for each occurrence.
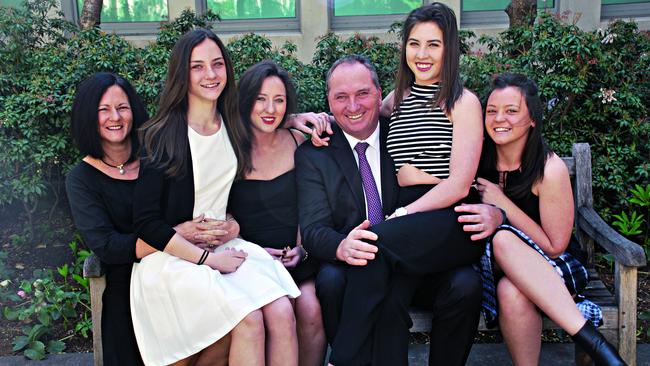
[336,220,379,266]
[455,203,505,241]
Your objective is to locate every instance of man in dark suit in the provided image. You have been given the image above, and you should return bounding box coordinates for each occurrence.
[296,55,503,365]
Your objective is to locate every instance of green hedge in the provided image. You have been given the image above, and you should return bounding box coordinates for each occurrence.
[1,1,648,228]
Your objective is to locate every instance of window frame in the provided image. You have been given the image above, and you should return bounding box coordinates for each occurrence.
[601,1,650,19]
[460,0,559,28]
[197,0,300,33]
[328,0,425,31]
[61,0,168,36]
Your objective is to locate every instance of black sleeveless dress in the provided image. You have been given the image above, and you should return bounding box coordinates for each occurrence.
[228,133,318,283]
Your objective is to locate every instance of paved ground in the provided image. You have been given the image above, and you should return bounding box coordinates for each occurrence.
[1,344,648,365]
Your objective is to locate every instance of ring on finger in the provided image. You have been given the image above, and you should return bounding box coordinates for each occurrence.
[208,244,215,249]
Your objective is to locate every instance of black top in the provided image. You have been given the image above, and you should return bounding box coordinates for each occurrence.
[229,132,317,281]
[482,168,541,224]
[66,161,137,283]
[229,170,298,247]
[65,161,144,365]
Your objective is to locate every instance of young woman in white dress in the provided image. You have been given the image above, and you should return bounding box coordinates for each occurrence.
[130,29,301,366]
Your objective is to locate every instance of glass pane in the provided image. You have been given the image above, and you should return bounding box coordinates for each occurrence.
[334,0,421,16]
[463,0,554,12]
[0,0,23,8]
[76,0,168,22]
[207,0,296,20]
[602,0,649,4]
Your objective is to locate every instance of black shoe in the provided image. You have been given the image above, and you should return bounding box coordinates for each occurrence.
[571,322,627,366]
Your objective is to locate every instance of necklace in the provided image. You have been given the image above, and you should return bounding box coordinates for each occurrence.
[101,159,128,175]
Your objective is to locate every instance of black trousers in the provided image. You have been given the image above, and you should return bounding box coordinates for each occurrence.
[317,263,482,366]
[329,206,485,365]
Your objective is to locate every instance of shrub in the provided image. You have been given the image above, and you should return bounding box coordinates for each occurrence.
[0,4,648,240]
[461,11,650,220]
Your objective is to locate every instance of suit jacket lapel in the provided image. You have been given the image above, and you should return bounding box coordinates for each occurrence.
[330,125,366,216]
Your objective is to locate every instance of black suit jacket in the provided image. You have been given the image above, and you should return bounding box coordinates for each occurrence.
[296,117,398,262]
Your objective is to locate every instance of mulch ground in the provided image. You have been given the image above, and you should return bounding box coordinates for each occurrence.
[0,199,648,356]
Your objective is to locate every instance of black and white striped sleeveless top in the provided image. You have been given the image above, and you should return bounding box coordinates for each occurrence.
[386,83,452,179]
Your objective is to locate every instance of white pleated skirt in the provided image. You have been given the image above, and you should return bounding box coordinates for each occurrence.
[130,238,301,366]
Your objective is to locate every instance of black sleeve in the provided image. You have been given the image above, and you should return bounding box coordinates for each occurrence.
[65,168,137,265]
[132,158,176,251]
[295,147,345,262]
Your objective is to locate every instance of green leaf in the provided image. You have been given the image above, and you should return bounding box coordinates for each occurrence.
[12,336,30,352]
[46,340,65,354]
[4,306,19,321]
[57,264,68,278]
[24,343,45,360]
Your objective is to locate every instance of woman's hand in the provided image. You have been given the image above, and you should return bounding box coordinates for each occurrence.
[135,238,157,259]
[286,112,333,147]
[195,216,240,249]
[265,247,285,260]
[396,163,442,187]
[281,247,304,269]
[205,247,247,273]
[476,177,508,207]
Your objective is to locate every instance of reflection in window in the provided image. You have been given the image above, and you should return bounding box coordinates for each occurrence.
[76,0,168,22]
[333,0,420,16]
[207,0,295,20]
[462,0,554,12]
[0,0,23,8]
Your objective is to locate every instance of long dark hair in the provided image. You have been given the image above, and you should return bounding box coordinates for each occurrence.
[394,2,463,114]
[479,73,551,199]
[237,60,297,177]
[140,28,245,178]
[71,72,148,161]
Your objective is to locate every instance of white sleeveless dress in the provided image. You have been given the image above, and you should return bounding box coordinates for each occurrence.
[130,123,301,366]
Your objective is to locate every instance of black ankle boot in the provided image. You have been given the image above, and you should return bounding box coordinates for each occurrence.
[571,322,627,366]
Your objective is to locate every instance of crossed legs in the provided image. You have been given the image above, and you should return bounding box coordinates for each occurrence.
[492,230,586,366]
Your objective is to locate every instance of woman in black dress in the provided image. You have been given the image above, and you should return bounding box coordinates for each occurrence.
[65,72,238,366]
[228,60,327,366]
[477,73,624,366]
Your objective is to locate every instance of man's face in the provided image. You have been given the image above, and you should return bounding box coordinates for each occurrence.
[327,62,382,140]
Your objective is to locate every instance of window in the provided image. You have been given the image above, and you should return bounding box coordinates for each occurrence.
[0,0,22,8]
[330,0,423,30]
[76,0,168,23]
[61,0,168,35]
[199,0,299,32]
[601,0,650,19]
[461,0,556,27]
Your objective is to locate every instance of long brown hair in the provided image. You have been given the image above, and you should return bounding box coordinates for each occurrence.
[394,2,463,114]
[140,28,245,178]
[237,60,297,177]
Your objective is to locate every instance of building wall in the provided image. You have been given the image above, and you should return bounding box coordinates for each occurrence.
[55,0,650,63]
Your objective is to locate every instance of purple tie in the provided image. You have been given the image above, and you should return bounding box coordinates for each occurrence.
[354,142,383,225]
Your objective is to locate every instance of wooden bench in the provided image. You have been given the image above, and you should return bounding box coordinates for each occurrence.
[84,143,646,366]
[409,143,646,366]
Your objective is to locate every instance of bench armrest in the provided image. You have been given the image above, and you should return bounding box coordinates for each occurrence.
[577,206,646,267]
[83,253,106,278]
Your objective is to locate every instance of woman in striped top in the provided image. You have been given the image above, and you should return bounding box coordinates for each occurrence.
[329,4,491,366]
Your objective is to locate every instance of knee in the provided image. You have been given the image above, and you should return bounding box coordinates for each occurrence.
[297,289,324,330]
[315,265,346,302]
[236,309,265,342]
[496,277,533,314]
[492,230,519,260]
[264,297,296,331]
[445,267,482,305]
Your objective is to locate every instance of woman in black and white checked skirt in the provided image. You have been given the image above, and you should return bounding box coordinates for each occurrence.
[476,73,625,366]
